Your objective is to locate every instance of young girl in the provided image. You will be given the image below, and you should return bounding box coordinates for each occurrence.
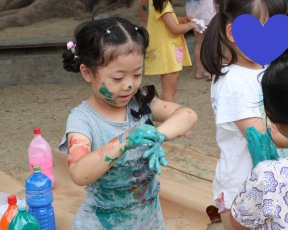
[231,49,288,229]
[144,0,199,102]
[59,17,198,229]
[186,0,216,79]
[200,0,288,229]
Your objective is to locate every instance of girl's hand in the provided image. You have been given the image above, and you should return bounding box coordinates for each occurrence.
[191,18,207,34]
[246,126,278,168]
[143,141,168,174]
[125,124,160,149]
[190,21,200,31]
[125,124,168,174]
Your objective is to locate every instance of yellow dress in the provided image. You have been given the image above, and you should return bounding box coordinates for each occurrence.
[144,0,192,75]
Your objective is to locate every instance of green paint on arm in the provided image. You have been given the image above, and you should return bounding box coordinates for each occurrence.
[104,155,118,167]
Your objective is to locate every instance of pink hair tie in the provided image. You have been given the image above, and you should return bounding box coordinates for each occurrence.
[66,41,76,54]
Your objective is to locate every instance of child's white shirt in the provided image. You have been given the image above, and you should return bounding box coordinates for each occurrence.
[211,64,266,208]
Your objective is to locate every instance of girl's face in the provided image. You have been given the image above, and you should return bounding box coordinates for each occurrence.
[82,53,144,108]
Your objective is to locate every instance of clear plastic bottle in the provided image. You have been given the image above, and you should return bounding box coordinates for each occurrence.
[8,201,40,230]
[0,195,18,230]
[25,166,56,230]
[28,128,54,187]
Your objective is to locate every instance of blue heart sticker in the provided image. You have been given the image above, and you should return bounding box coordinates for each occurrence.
[232,14,288,65]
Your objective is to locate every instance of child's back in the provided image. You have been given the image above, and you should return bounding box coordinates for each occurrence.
[211,64,265,208]
[145,0,198,102]
[200,0,287,229]
[145,0,192,75]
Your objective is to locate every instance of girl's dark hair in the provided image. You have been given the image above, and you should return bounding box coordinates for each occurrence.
[152,0,171,13]
[262,49,288,124]
[62,17,155,117]
[200,0,287,82]
[63,17,149,73]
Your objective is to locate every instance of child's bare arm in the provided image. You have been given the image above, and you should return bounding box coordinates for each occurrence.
[161,12,198,35]
[235,118,288,148]
[67,133,127,186]
[151,97,198,140]
[67,125,164,185]
[177,16,189,24]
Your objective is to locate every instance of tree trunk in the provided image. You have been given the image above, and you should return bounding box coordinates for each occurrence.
[0,0,135,30]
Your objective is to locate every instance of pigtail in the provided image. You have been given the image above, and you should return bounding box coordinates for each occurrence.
[200,13,223,81]
[200,10,237,82]
[133,85,158,120]
[62,46,81,73]
[135,26,149,51]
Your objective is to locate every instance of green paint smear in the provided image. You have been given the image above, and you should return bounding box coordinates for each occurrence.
[99,83,117,105]
[104,156,118,166]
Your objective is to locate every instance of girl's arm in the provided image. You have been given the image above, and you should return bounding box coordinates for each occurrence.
[161,12,198,35]
[67,132,127,186]
[151,97,198,140]
[235,117,288,148]
[67,124,162,185]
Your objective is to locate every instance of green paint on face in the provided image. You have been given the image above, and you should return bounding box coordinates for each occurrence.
[99,82,117,105]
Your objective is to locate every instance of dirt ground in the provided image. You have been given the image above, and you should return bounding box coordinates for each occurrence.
[0,1,218,183]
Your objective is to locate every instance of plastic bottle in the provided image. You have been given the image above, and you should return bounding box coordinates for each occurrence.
[25,166,56,230]
[8,201,40,230]
[28,128,54,187]
[0,195,18,230]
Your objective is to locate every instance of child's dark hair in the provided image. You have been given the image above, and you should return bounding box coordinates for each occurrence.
[200,0,287,82]
[262,49,288,125]
[63,17,149,73]
[62,17,156,118]
[152,0,171,13]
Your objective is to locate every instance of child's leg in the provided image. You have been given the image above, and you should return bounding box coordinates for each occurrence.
[160,71,180,102]
[220,210,237,230]
[194,32,210,79]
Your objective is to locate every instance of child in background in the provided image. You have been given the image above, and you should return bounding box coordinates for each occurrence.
[200,0,288,229]
[144,0,199,102]
[186,0,216,79]
[59,17,198,229]
[231,49,288,229]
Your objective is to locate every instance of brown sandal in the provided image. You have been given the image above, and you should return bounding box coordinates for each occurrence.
[206,205,222,223]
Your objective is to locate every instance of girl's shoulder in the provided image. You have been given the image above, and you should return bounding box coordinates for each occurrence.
[69,100,92,117]
[219,64,264,83]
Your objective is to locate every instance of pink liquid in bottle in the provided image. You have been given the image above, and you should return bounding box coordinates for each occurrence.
[28,128,54,187]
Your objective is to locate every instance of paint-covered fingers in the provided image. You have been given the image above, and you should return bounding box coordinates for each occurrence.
[148,153,162,175]
[125,124,164,149]
[144,142,168,175]
[159,156,168,167]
